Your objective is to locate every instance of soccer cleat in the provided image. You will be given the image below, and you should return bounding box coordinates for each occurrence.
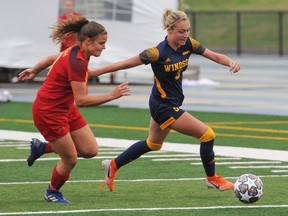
[206,174,234,191]
[101,159,118,192]
[44,188,70,203]
[27,138,47,167]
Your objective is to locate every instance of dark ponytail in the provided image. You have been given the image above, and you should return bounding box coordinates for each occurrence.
[51,16,107,44]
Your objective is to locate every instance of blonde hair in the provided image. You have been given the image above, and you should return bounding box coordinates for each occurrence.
[162,9,188,29]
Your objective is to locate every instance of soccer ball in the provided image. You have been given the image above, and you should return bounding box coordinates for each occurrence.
[234,173,263,204]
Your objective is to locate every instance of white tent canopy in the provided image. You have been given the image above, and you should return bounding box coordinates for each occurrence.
[0,0,59,68]
[88,0,178,83]
[0,0,178,83]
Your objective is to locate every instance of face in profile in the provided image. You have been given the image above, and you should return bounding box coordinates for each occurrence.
[63,0,75,15]
[85,34,108,58]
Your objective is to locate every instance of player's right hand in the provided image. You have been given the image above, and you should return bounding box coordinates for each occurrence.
[18,69,37,81]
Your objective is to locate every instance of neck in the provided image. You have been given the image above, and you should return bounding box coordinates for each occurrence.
[80,43,90,60]
[167,41,179,51]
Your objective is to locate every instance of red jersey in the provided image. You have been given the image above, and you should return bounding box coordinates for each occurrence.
[35,45,88,111]
[59,12,82,51]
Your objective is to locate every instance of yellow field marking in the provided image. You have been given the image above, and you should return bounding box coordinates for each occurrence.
[217,133,288,141]
[0,118,33,124]
[208,121,288,125]
[89,123,149,131]
[1,118,288,141]
[210,125,288,134]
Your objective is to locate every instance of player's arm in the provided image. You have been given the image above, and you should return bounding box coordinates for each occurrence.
[88,55,143,78]
[18,53,61,80]
[71,81,131,107]
[202,48,240,73]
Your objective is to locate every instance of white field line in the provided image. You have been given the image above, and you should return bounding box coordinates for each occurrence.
[1,175,288,186]
[0,177,206,185]
[152,157,242,161]
[0,156,275,164]
[1,130,288,161]
[0,144,29,147]
[1,205,288,215]
[1,130,288,215]
[271,170,288,173]
[0,154,199,163]
[230,165,288,169]
[191,161,282,165]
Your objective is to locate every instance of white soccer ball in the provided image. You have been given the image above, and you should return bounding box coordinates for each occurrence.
[0,90,12,103]
[234,173,263,204]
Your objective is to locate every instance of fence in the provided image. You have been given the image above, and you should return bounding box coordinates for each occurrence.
[187,11,288,55]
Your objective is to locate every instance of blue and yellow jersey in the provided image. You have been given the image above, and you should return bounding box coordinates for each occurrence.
[139,36,205,106]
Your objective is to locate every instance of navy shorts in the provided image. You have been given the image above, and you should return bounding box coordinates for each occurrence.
[149,95,185,130]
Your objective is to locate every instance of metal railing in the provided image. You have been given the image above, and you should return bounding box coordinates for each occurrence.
[187,10,288,55]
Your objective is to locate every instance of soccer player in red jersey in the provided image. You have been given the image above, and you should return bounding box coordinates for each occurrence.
[58,0,82,51]
[90,9,240,193]
[19,16,130,203]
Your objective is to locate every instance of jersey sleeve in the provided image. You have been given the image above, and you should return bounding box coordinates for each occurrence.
[139,46,160,65]
[68,47,88,82]
[69,60,87,82]
[189,37,206,55]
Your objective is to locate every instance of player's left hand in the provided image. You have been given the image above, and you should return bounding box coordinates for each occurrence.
[111,82,131,99]
[229,61,240,74]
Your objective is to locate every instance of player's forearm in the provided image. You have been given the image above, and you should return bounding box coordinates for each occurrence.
[89,62,127,78]
[210,53,232,67]
[75,93,116,107]
[32,54,60,75]
[202,49,233,67]
[89,55,143,78]
[218,55,234,67]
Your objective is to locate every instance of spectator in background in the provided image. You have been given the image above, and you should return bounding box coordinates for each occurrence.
[58,0,82,51]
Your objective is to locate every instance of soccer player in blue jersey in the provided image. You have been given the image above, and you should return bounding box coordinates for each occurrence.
[91,9,240,192]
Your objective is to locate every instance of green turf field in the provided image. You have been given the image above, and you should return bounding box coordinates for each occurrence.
[0,102,288,215]
[1,102,288,150]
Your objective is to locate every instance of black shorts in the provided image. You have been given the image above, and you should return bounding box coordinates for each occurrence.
[149,95,185,130]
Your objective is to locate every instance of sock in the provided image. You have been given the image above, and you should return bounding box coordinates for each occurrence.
[39,142,54,154]
[49,165,69,191]
[44,143,54,153]
[200,139,215,177]
[115,140,151,169]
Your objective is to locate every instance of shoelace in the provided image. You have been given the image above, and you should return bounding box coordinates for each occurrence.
[98,178,109,190]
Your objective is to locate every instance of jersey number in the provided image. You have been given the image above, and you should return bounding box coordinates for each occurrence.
[175,69,183,80]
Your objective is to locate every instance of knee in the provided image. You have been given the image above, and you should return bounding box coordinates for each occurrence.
[79,146,99,158]
[146,139,163,151]
[80,149,98,158]
[64,155,78,169]
[199,127,215,143]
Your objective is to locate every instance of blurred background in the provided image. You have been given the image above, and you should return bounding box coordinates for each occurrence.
[0,0,287,83]
[0,0,287,115]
